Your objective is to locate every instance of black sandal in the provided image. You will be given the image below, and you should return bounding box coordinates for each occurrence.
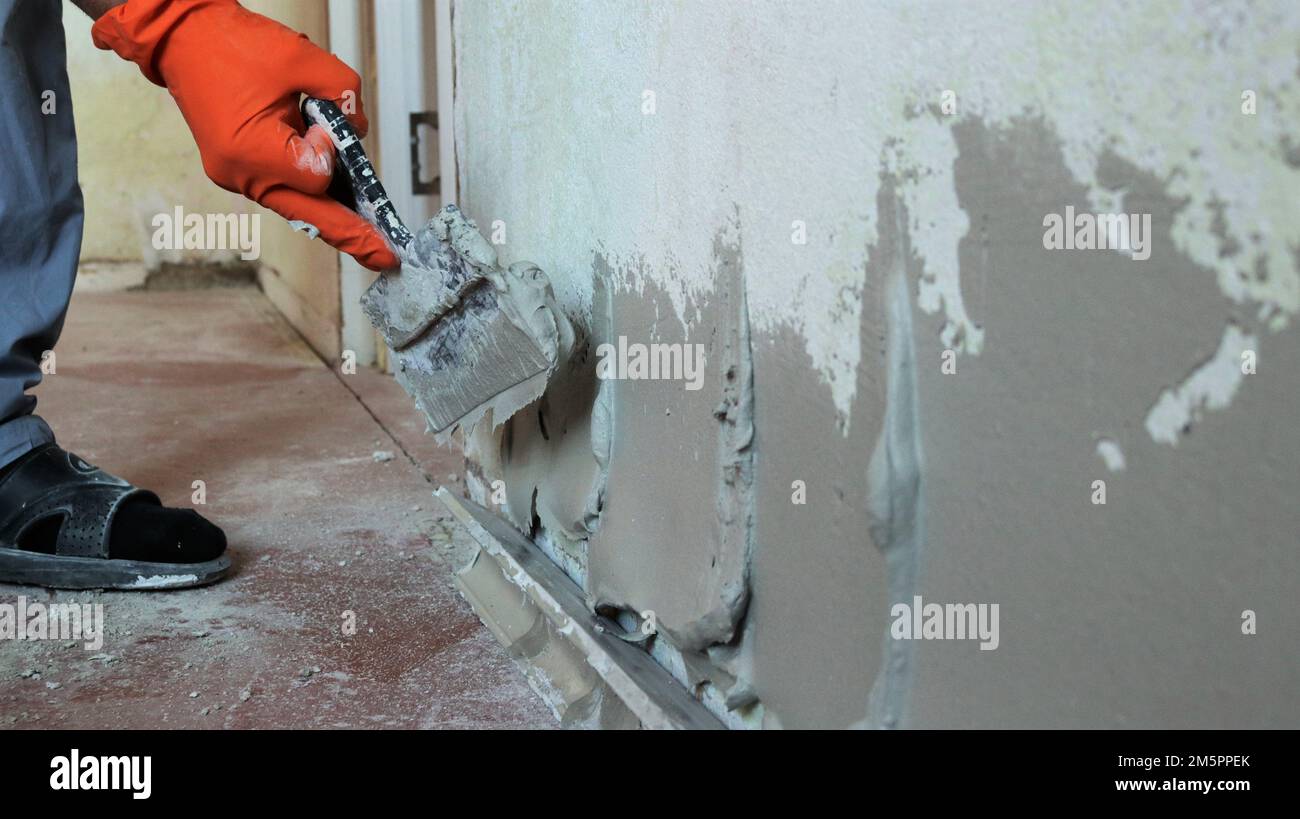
[0,445,230,589]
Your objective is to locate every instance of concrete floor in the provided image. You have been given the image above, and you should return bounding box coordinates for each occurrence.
[0,285,554,729]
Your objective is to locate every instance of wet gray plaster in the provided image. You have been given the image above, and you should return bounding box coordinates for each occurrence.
[585,232,753,654]
[496,268,614,584]
[743,187,914,728]
[902,116,1300,728]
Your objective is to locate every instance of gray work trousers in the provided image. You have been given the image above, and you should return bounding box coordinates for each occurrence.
[0,0,82,468]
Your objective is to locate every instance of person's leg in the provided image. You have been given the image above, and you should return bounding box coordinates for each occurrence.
[0,0,82,469]
[0,0,226,586]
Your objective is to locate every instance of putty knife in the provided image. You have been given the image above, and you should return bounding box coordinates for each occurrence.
[300,98,569,440]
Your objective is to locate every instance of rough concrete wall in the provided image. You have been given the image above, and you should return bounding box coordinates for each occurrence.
[451,0,1300,727]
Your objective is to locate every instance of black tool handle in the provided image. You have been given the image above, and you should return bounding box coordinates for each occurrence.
[301,97,414,249]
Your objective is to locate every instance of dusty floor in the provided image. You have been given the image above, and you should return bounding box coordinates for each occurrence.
[0,285,554,729]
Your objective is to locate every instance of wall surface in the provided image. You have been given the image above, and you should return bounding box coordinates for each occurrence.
[65,0,342,359]
[450,0,1300,727]
[65,8,240,263]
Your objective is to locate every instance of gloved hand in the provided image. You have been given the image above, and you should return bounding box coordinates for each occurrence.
[92,0,399,271]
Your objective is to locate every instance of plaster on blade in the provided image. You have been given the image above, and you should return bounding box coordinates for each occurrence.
[301,98,570,442]
[366,210,573,443]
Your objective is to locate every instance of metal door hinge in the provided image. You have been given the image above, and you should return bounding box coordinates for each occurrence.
[409,110,439,196]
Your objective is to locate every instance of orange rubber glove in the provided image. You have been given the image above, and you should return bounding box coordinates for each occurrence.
[92,0,400,271]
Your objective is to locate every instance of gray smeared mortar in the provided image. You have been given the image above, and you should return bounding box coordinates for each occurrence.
[586,228,754,654]
[493,270,615,581]
[863,192,925,730]
[440,0,1299,728]
[901,116,1300,728]
[456,231,762,726]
